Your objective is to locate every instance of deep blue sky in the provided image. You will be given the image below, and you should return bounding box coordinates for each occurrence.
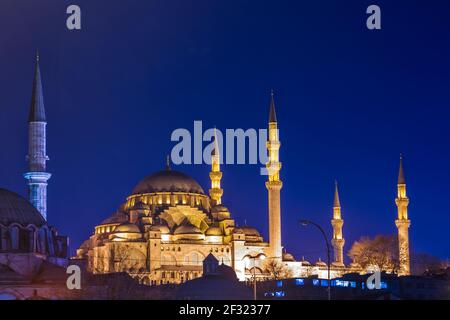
[0,0,449,262]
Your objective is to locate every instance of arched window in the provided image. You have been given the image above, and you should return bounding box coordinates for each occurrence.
[10,226,19,250]
[27,228,36,252]
[184,252,203,266]
[0,227,8,250]
[161,254,176,265]
[37,228,47,254]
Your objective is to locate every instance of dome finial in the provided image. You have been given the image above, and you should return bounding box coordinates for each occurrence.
[166,154,171,171]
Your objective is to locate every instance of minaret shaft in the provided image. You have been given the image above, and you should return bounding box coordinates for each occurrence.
[24,54,51,220]
[395,156,411,276]
[266,92,282,261]
[209,130,223,206]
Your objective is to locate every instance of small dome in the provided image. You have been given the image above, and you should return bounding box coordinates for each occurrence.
[0,188,45,226]
[174,224,203,235]
[240,226,261,237]
[205,226,223,236]
[113,222,141,234]
[300,257,311,266]
[282,252,295,262]
[315,258,327,267]
[132,170,205,195]
[232,228,244,234]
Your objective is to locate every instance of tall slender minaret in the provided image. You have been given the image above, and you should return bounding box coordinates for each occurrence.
[331,181,345,266]
[209,129,223,206]
[23,52,51,220]
[266,90,282,261]
[395,154,411,276]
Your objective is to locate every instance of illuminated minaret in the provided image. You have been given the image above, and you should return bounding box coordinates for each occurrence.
[266,90,282,261]
[23,52,51,220]
[395,154,411,276]
[331,181,345,266]
[209,129,223,206]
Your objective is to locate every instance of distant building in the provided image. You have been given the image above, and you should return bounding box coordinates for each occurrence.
[176,253,252,300]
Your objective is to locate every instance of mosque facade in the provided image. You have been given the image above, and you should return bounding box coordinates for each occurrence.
[75,93,412,285]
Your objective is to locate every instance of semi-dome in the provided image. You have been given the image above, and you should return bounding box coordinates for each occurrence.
[109,222,142,241]
[174,224,203,235]
[240,226,261,237]
[173,222,205,241]
[0,188,45,226]
[205,226,223,236]
[113,222,141,234]
[132,170,205,195]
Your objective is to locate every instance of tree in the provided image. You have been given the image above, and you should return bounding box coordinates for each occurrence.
[348,235,399,273]
[264,259,293,280]
[411,253,448,275]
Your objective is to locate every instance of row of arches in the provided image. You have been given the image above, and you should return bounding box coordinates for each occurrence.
[161,252,231,266]
[127,193,210,211]
[0,224,67,257]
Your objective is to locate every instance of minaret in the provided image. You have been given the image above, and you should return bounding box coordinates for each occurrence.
[265,90,282,261]
[331,181,345,266]
[209,128,223,206]
[395,154,411,276]
[23,52,51,220]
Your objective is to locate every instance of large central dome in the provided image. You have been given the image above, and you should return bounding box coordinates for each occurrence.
[132,170,205,195]
[0,188,45,226]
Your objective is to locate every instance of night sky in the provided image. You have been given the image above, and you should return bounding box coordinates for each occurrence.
[0,0,449,262]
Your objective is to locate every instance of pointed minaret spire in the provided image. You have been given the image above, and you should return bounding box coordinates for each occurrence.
[331,180,345,266]
[24,53,51,220]
[398,154,406,184]
[28,51,46,122]
[268,89,277,123]
[333,180,341,208]
[212,127,219,156]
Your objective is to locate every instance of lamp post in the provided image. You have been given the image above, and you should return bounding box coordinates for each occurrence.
[248,254,265,300]
[299,219,331,301]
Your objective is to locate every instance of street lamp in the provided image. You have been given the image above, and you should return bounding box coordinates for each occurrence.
[299,219,331,301]
[248,254,265,300]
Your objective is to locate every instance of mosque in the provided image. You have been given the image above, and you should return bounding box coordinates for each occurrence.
[0,55,412,291]
[75,90,412,284]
